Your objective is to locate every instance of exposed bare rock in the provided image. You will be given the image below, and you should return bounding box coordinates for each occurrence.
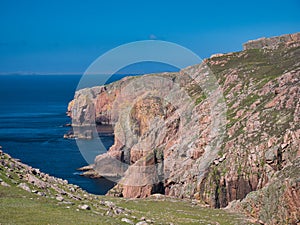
[25,174,49,189]
[229,158,300,224]
[67,32,300,224]
[56,196,64,202]
[243,32,300,50]
[78,204,91,210]
[135,221,149,225]
[77,164,94,171]
[121,218,134,224]
[77,164,102,178]
[17,183,31,192]
[1,181,10,187]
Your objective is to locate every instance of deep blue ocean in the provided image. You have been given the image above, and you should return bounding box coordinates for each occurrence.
[0,75,117,195]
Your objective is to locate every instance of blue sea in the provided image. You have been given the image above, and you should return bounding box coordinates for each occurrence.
[0,75,118,195]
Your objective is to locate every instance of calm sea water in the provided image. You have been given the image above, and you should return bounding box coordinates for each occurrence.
[0,75,117,195]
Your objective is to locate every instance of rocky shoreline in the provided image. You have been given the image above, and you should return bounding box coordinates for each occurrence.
[0,146,155,224]
[0,145,94,204]
[77,164,102,178]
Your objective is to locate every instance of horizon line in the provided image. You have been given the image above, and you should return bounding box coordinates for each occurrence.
[0,72,145,76]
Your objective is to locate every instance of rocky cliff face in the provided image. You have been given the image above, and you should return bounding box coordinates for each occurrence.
[229,157,300,224]
[243,32,300,50]
[68,33,300,224]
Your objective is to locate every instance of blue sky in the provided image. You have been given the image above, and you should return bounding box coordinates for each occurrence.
[0,0,299,74]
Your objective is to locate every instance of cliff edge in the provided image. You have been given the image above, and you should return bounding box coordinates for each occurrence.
[67,32,300,224]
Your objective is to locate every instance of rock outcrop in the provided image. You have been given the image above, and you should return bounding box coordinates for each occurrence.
[229,158,300,224]
[67,33,300,224]
[243,32,300,50]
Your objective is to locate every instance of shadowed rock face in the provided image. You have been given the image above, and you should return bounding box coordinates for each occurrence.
[68,33,300,224]
[229,158,300,224]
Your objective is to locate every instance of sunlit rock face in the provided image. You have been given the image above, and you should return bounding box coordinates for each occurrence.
[68,32,300,224]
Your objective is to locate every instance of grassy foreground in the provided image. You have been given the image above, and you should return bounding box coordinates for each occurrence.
[0,180,254,225]
[0,151,255,225]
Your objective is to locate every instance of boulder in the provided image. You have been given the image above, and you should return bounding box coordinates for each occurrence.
[1,181,10,187]
[135,222,148,225]
[17,183,31,192]
[56,196,64,202]
[121,218,134,224]
[78,204,91,210]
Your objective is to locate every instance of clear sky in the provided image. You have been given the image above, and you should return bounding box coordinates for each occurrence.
[0,0,299,74]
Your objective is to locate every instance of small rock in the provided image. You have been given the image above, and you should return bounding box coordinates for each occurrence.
[78,204,90,210]
[104,200,115,208]
[37,192,46,196]
[59,190,67,195]
[136,222,148,225]
[106,210,113,217]
[32,168,40,175]
[62,201,74,205]
[17,183,31,192]
[0,178,3,182]
[56,196,64,202]
[149,193,165,199]
[70,194,82,201]
[140,217,146,221]
[114,207,124,215]
[69,187,75,192]
[1,181,11,187]
[31,189,38,193]
[281,143,288,149]
[265,147,277,163]
[219,153,227,162]
[121,218,134,224]
[191,200,198,205]
[25,174,48,189]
